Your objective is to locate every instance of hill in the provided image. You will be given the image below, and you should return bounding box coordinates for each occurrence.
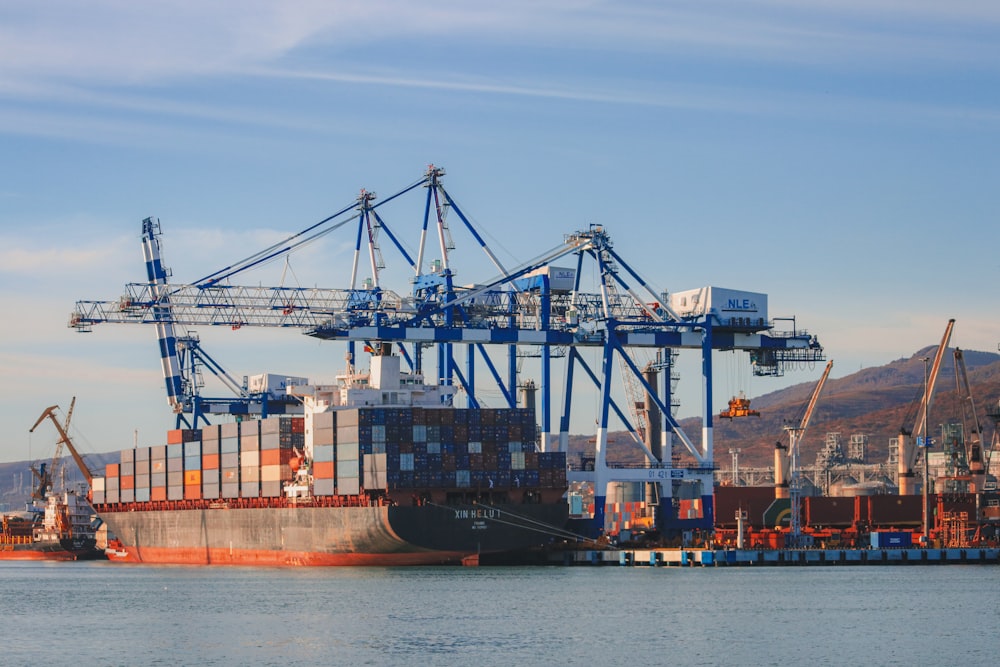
[569,346,1000,469]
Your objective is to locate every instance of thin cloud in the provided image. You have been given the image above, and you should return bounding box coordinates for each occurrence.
[0,237,129,274]
[1,2,997,90]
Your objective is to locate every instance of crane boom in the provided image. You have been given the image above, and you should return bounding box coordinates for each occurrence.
[798,359,834,436]
[777,359,833,545]
[775,359,833,500]
[898,318,955,495]
[29,402,93,487]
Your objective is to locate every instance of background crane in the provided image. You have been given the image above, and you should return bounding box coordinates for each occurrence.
[953,348,987,492]
[897,319,954,495]
[774,359,833,546]
[29,400,94,491]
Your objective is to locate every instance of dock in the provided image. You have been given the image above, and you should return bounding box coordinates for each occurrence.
[551,547,1000,567]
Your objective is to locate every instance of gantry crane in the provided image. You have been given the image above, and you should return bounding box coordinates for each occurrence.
[69,166,825,538]
[897,319,954,495]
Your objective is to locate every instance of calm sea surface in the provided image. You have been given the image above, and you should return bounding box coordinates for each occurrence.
[2,561,997,666]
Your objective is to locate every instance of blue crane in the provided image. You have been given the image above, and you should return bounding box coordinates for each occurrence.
[70,165,825,538]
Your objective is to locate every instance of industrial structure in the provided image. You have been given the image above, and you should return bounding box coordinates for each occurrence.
[70,166,825,540]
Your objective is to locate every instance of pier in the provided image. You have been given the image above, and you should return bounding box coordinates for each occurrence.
[552,547,1000,567]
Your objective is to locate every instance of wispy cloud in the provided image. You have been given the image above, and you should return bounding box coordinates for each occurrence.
[2,1,997,91]
[0,235,130,275]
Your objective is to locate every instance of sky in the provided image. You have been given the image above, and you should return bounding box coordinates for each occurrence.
[1,1,998,465]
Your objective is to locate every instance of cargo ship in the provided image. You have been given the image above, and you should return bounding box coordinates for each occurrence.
[94,352,569,565]
[1,489,104,561]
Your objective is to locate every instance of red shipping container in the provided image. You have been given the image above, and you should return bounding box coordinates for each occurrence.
[202,453,220,470]
[106,463,120,478]
[120,475,135,490]
[151,487,167,501]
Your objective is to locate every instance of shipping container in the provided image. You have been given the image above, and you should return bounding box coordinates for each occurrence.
[871,531,913,548]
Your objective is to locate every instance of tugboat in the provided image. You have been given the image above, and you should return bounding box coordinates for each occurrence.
[0,400,104,561]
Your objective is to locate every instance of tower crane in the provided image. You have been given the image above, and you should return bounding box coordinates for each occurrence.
[775,359,833,546]
[897,319,954,495]
[68,166,825,539]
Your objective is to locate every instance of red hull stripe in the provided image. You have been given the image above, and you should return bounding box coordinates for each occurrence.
[106,546,472,566]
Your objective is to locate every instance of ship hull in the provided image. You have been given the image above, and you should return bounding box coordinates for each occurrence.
[0,538,104,561]
[101,502,568,566]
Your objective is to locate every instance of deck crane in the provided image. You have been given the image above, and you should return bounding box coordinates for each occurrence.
[29,400,94,491]
[29,398,74,499]
[897,319,954,495]
[68,166,825,539]
[775,359,833,546]
[953,348,987,492]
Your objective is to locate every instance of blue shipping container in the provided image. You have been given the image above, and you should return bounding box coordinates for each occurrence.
[871,531,913,548]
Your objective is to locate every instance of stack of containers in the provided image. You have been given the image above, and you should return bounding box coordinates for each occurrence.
[201,425,220,499]
[322,406,565,495]
[334,410,362,495]
[135,446,151,503]
[119,449,135,503]
[104,463,120,504]
[184,434,202,500]
[91,475,106,504]
[166,438,184,501]
[150,444,167,501]
[240,420,260,498]
[312,411,336,496]
[259,416,302,497]
[220,422,240,499]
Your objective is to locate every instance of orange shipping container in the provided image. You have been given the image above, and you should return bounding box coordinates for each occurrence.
[313,461,335,479]
[151,487,167,501]
[184,470,202,486]
[167,429,184,444]
[120,475,135,490]
[202,453,220,469]
[260,449,292,466]
[184,485,202,500]
[106,463,120,478]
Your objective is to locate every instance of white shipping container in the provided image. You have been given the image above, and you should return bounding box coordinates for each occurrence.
[669,286,768,324]
[313,478,335,496]
[337,442,359,462]
[515,266,577,292]
[337,459,360,479]
[365,454,387,489]
[248,373,309,397]
[338,477,360,495]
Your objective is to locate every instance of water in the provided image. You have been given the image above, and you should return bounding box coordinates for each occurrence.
[2,561,997,666]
